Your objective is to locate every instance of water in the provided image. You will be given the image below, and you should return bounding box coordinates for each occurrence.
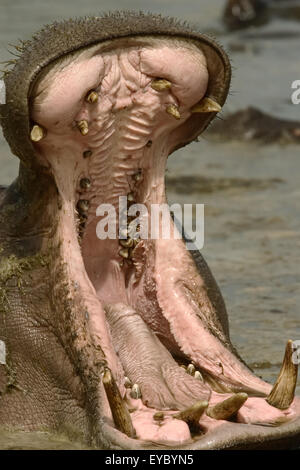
[0,0,299,449]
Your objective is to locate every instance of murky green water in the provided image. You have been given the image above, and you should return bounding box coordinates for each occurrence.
[0,0,299,449]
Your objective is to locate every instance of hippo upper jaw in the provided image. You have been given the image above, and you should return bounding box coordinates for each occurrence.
[0,13,299,450]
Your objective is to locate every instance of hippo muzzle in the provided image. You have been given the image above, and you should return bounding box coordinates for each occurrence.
[0,12,299,450]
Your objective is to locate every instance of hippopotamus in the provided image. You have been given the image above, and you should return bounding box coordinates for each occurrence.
[223,0,300,30]
[223,0,268,30]
[0,12,299,450]
[207,107,300,144]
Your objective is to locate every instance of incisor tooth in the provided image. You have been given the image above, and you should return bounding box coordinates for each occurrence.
[130,383,142,400]
[77,120,89,136]
[173,400,208,430]
[194,371,203,381]
[191,97,222,114]
[266,340,298,410]
[102,368,136,438]
[166,104,181,120]
[206,393,248,420]
[187,364,196,375]
[151,79,172,92]
[124,376,132,389]
[30,124,46,142]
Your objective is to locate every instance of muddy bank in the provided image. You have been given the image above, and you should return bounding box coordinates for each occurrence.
[166,174,284,194]
[0,429,92,450]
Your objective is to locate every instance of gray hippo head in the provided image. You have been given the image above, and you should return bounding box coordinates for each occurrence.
[0,12,299,450]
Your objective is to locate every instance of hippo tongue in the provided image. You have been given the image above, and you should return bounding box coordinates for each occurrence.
[105,303,210,411]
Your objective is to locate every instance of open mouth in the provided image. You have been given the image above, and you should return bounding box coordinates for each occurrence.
[1,14,299,450]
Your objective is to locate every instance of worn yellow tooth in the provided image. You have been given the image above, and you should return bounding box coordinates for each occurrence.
[77,120,89,136]
[166,104,181,120]
[266,340,298,410]
[187,364,196,376]
[86,91,98,104]
[130,383,142,400]
[173,400,208,430]
[127,192,135,203]
[191,97,222,114]
[30,124,46,142]
[120,238,134,248]
[153,412,165,422]
[194,371,203,381]
[124,376,132,389]
[119,248,129,259]
[151,79,172,92]
[206,393,248,421]
[102,368,136,438]
[134,173,142,182]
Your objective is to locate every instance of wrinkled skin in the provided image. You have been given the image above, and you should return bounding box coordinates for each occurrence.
[208,107,300,144]
[0,13,299,450]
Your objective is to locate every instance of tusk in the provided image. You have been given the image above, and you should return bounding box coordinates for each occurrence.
[77,120,89,136]
[191,97,222,114]
[102,368,136,438]
[166,104,181,120]
[206,393,248,420]
[266,340,298,410]
[151,79,172,92]
[86,91,98,104]
[173,400,208,430]
[30,124,46,142]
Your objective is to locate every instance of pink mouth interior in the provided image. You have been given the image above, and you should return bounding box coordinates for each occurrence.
[30,37,299,444]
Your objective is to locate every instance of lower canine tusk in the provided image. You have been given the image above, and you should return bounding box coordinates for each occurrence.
[266,340,298,410]
[173,400,208,429]
[102,368,136,438]
[191,97,222,113]
[206,393,248,420]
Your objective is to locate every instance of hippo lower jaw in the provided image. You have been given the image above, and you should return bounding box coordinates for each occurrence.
[0,16,299,449]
